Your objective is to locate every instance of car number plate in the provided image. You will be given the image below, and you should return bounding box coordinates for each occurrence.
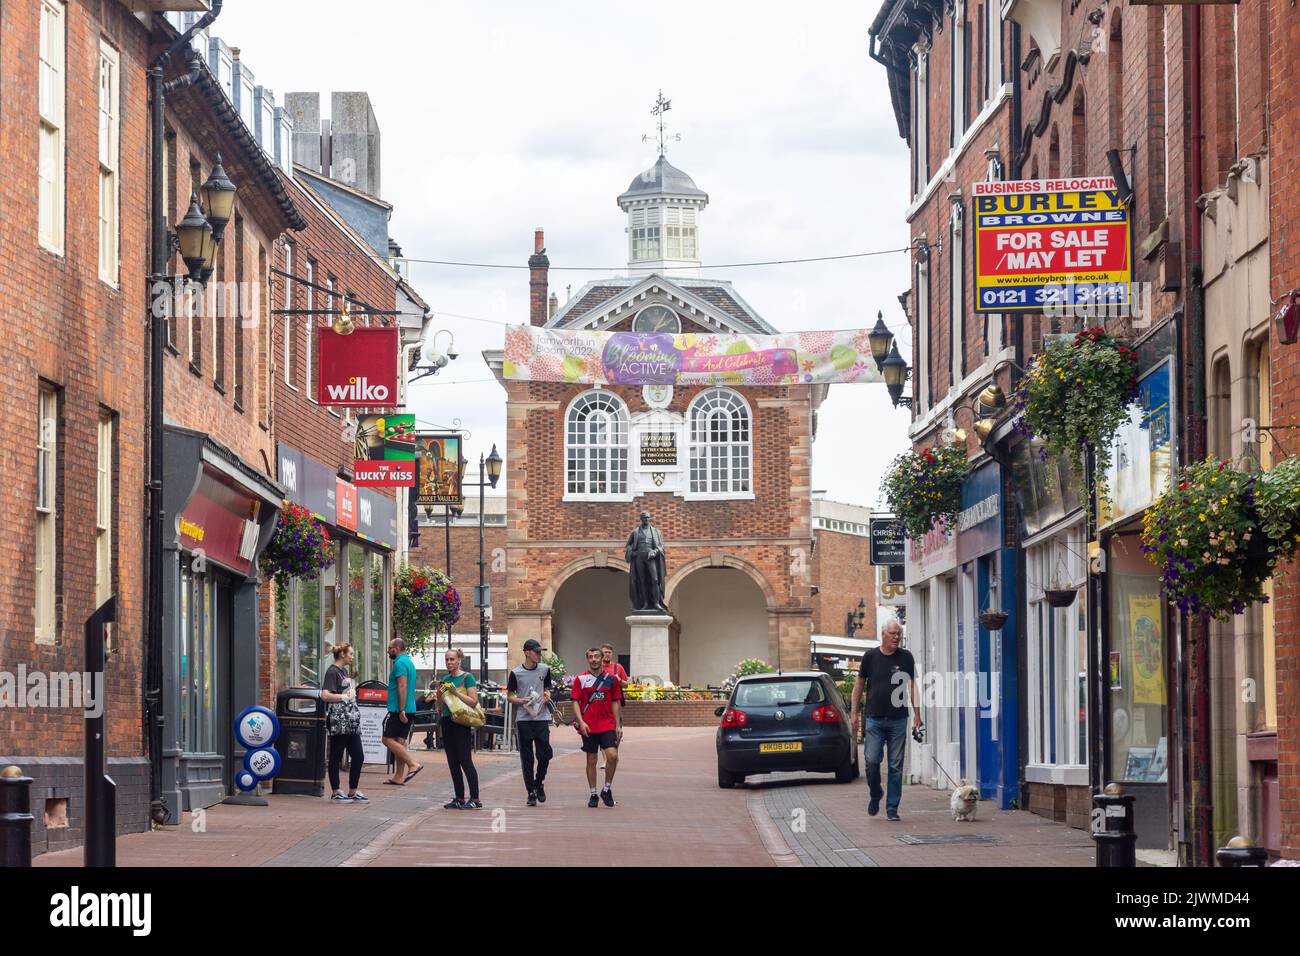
[759,742,802,753]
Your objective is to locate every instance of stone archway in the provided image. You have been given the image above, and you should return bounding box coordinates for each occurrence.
[550,567,631,677]
[667,564,773,688]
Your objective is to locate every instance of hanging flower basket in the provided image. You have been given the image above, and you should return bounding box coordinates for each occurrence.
[393,565,461,655]
[978,610,1009,631]
[1140,457,1300,620]
[881,444,971,540]
[259,502,334,583]
[1013,327,1139,500]
[1045,588,1078,608]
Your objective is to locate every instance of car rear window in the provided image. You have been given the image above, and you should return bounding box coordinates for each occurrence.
[734,679,825,708]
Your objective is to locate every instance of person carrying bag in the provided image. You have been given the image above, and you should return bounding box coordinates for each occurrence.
[322,644,367,803]
[436,648,482,809]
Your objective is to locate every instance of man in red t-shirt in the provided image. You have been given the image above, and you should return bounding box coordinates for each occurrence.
[601,644,630,692]
[572,646,623,807]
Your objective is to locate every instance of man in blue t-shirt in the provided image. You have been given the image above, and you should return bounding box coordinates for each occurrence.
[382,637,421,785]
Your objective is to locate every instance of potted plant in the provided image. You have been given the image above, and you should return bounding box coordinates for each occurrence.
[881,444,972,540]
[1013,326,1139,502]
[978,609,1009,631]
[1045,588,1078,608]
[259,502,335,583]
[1140,456,1300,619]
[392,565,461,654]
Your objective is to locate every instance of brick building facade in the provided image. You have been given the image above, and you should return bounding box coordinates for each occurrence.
[872,0,1297,861]
[485,160,827,687]
[0,0,153,855]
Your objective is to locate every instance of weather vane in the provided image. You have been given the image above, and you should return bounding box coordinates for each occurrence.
[642,90,681,157]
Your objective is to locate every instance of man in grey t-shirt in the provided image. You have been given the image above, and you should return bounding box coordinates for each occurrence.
[506,639,555,806]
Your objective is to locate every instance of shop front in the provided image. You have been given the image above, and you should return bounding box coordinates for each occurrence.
[1096,337,1176,850]
[955,461,1019,809]
[905,517,959,791]
[274,444,398,694]
[1011,437,1090,827]
[161,426,284,816]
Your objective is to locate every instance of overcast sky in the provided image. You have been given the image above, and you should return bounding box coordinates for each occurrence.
[219,0,913,507]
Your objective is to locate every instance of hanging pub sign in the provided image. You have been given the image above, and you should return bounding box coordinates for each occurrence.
[869,517,905,566]
[501,325,884,386]
[415,434,464,506]
[971,177,1132,314]
[317,326,400,407]
[353,413,416,487]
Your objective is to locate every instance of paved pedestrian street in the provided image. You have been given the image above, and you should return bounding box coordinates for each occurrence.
[35,729,1092,868]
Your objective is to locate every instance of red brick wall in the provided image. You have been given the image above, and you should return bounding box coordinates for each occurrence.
[0,1,151,759]
[811,529,876,639]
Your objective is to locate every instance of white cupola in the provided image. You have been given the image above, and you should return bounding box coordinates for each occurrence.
[617,155,709,277]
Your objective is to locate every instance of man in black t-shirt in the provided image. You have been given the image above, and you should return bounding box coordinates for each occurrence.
[850,619,920,821]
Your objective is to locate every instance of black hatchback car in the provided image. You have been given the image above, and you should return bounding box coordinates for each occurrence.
[715,671,859,788]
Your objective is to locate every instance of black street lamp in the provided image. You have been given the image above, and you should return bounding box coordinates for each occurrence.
[466,444,503,681]
[881,340,911,408]
[200,153,237,242]
[176,194,212,284]
[868,311,894,372]
[845,598,867,637]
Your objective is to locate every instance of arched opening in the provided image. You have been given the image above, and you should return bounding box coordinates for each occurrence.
[551,567,631,676]
[668,567,770,687]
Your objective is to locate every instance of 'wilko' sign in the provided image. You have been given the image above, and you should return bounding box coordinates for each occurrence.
[317,327,400,407]
[971,177,1132,315]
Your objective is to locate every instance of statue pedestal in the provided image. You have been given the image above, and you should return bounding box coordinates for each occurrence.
[627,614,673,683]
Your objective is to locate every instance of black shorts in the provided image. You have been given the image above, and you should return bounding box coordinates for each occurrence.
[383,711,410,740]
[581,729,619,754]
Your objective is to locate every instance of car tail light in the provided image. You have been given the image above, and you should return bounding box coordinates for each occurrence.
[812,705,841,723]
[720,708,749,728]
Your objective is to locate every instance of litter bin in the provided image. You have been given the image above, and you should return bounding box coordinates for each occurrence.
[272,687,327,796]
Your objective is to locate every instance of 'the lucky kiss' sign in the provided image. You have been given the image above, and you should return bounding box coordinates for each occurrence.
[317,327,400,407]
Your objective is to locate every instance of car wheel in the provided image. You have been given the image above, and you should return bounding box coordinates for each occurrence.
[718,764,741,789]
[834,759,856,784]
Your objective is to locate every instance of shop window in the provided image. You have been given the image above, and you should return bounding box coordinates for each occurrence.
[1107,534,1168,785]
[1026,526,1087,770]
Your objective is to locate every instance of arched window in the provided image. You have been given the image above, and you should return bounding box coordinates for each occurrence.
[566,391,628,496]
[689,389,752,495]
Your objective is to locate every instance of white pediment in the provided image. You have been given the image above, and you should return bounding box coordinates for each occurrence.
[553,274,774,336]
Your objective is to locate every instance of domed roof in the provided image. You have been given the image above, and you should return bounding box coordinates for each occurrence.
[617,155,709,206]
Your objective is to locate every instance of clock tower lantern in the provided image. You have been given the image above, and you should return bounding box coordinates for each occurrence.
[617,155,709,277]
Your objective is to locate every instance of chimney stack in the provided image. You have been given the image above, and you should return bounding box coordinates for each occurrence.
[529,228,550,327]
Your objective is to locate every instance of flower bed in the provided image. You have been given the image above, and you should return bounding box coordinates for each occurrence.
[881,444,971,540]
[1140,456,1300,619]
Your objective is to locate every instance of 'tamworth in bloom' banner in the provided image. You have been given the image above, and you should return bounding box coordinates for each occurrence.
[502,325,885,386]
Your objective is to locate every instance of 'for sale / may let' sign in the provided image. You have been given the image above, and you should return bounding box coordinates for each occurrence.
[972,177,1132,314]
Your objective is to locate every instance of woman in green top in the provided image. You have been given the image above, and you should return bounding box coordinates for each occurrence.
[436,648,481,809]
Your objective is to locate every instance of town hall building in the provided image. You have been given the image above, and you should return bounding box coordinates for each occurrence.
[486,155,836,686]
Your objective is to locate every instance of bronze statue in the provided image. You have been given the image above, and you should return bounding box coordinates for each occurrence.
[625,511,668,613]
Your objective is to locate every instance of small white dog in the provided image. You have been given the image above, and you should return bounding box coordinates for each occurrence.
[950,780,979,822]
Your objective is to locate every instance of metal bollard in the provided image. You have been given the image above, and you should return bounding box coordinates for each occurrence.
[1216,835,1269,868]
[0,766,35,868]
[1092,782,1137,868]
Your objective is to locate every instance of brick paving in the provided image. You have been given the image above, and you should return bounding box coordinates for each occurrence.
[34,728,1095,867]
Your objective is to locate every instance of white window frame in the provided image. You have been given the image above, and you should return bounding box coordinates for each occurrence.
[39,0,66,255]
[98,41,120,285]
[305,259,315,401]
[915,259,930,413]
[950,204,964,391]
[631,225,661,262]
[96,411,114,608]
[283,241,296,389]
[36,385,58,645]
[952,1,966,149]
[1025,520,1089,781]
[986,2,1003,106]
[913,48,928,199]
[564,390,630,500]
[687,388,753,499]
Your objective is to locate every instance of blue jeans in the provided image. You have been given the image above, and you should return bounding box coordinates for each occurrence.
[863,716,909,815]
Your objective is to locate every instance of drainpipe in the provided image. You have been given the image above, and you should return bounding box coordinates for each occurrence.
[1186,5,1213,868]
[145,0,224,827]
